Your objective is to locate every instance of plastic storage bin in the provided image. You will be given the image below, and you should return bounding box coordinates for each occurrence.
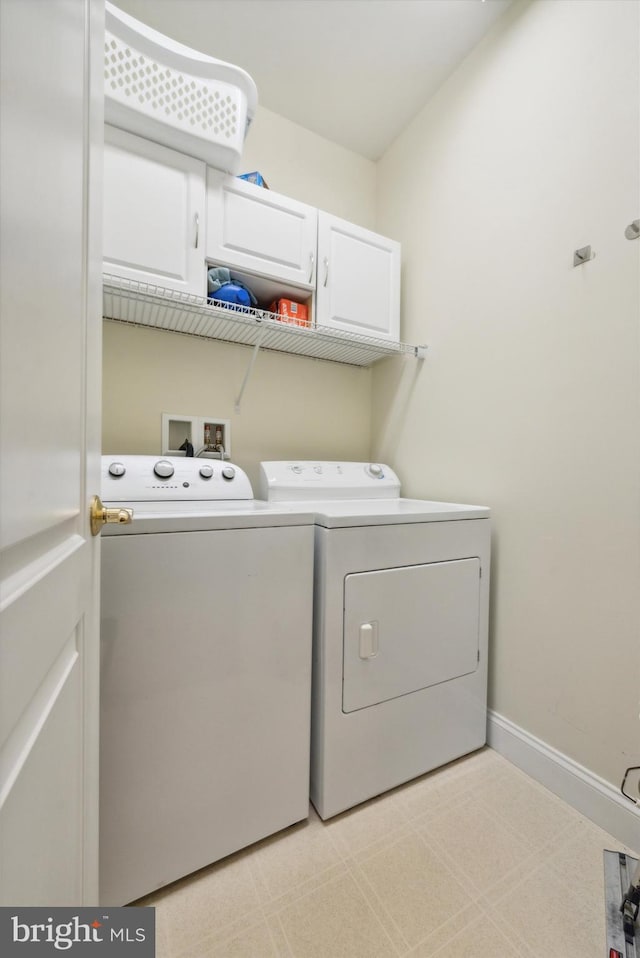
[104,2,257,173]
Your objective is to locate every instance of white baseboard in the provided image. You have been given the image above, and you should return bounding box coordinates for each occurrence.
[487,710,640,852]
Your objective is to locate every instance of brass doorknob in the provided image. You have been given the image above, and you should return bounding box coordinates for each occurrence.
[90,495,134,536]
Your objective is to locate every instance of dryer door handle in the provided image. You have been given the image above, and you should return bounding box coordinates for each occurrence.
[359,621,379,659]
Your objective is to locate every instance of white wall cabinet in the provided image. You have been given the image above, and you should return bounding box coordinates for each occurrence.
[206,169,317,289]
[103,125,206,296]
[102,132,420,367]
[315,212,401,342]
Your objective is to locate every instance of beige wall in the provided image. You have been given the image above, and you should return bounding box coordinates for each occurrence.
[102,321,371,491]
[374,0,640,788]
[102,106,377,485]
[242,106,377,229]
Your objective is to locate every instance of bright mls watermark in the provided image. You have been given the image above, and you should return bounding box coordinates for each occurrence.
[0,908,155,956]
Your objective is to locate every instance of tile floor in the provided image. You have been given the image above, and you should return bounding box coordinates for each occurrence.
[136,748,638,958]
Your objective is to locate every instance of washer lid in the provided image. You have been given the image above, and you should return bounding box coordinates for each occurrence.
[100,499,315,534]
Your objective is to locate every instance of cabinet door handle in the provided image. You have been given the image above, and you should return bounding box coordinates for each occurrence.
[308,252,315,284]
[323,256,329,287]
[194,212,199,249]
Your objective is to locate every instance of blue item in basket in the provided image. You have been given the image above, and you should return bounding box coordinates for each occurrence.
[210,284,252,307]
[207,266,258,309]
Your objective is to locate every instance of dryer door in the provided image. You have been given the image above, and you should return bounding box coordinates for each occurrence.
[342,558,481,713]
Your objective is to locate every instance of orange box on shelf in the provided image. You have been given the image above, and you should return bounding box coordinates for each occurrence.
[268,298,310,328]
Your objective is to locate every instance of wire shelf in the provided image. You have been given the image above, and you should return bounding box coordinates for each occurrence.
[102,274,426,367]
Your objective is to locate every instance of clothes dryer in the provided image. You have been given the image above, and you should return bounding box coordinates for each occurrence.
[259,461,491,820]
[99,456,314,904]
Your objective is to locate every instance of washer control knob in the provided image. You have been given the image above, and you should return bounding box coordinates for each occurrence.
[291,464,302,474]
[221,465,236,481]
[154,459,174,479]
[199,464,214,479]
[367,463,384,478]
[108,462,126,478]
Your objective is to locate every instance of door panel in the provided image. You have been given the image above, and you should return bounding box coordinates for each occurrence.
[0,0,102,906]
[207,169,317,287]
[1,538,85,744]
[104,125,206,294]
[343,559,481,713]
[316,211,401,341]
[1,637,83,905]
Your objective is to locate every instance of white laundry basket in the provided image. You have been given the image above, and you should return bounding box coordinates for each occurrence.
[104,2,257,173]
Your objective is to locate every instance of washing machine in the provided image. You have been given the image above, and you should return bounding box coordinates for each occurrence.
[258,461,491,820]
[99,456,314,905]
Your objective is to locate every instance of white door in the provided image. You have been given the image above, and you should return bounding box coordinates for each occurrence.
[207,168,318,287]
[104,125,206,295]
[0,0,103,906]
[316,211,401,341]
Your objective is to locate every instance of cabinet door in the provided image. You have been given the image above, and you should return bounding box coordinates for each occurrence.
[207,169,317,288]
[103,126,206,296]
[316,212,400,341]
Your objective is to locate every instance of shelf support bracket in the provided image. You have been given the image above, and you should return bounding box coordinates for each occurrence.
[234,328,265,412]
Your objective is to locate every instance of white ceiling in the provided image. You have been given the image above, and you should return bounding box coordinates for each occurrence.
[113,0,515,160]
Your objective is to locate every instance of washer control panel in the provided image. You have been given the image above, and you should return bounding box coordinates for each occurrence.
[258,461,401,502]
[101,456,253,501]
